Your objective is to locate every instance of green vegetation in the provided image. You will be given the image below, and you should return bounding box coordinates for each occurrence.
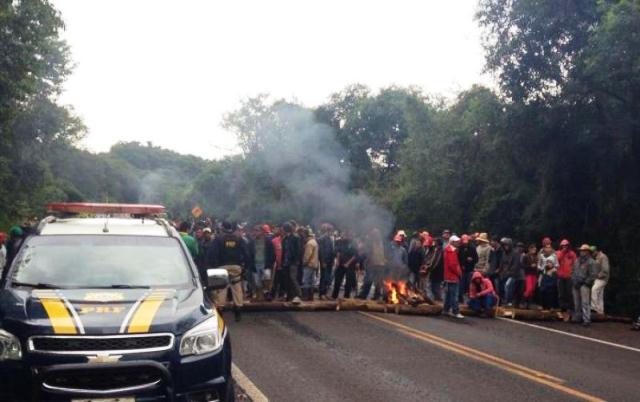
[1,0,639,314]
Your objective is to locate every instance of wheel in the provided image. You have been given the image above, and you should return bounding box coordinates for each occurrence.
[224,376,236,402]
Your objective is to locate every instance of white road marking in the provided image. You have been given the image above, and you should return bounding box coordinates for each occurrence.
[232,363,269,402]
[497,317,640,353]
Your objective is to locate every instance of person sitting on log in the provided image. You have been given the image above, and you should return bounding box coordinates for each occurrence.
[468,271,497,317]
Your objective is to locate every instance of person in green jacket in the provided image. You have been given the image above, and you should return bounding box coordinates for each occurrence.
[178,221,199,260]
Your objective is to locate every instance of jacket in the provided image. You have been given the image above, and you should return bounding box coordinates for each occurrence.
[426,247,444,282]
[538,253,559,273]
[272,236,283,269]
[540,268,558,293]
[571,256,599,287]
[282,234,301,268]
[497,249,519,280]
[443,244,462,282]
[469,271,496,298]
[556,249,577,279]
[595,252,610,282]
[180,232,199,260]
[336,238,357,268]
[408,242,425,273]
[303,236,320,269]
[212,232,247,267]
[522,254,538,276]
[458,244,478,273]
[318,234,336,266]
[475,243,491,273]
[367,237,386,267]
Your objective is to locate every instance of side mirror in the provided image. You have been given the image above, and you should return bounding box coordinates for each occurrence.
[206,268,229,290]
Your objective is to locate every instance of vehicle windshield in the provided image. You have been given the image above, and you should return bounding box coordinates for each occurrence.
[10,235,192,288]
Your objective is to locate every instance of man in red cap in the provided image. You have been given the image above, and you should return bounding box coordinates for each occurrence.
[556,239,577,318]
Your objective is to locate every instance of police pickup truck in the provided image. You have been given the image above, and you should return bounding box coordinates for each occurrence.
[0,203,233,402]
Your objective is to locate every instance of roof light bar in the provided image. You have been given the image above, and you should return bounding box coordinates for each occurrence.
[46,202,166,215]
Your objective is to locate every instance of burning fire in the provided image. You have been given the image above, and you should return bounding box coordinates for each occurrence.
[384,280,408,304]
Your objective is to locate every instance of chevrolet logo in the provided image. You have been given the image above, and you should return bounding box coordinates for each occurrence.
[86,353,122,364]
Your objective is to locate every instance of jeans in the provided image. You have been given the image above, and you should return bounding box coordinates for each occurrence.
[558,277,574,312]
[270,268,286,299]
[590,279,607,314]
[429,279,443,301]
[468,294,497,313]
[358,265,384,300]
[284,264,302,300]
[572,285,592,324]
[332,266,357,299]
[302,266,317,289]
[459,271,473,303]
[319,262,333,296]
[504,277,516,304]
[443,281,459,314]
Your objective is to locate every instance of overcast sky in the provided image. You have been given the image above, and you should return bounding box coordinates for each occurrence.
[54,0,493,160]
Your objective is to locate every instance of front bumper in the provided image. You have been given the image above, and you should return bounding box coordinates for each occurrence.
[0,337,232,402]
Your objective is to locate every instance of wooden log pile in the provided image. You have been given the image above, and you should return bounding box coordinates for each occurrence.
[227,300,631,323]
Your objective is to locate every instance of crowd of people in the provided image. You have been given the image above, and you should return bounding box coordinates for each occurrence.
[174,219,633,328]
[1,217,639,330]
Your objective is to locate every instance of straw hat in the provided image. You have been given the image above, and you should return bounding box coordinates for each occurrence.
[579,244,591,251]
[476,233,490,243]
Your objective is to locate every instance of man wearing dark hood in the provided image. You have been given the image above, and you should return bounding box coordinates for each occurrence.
[281,222,303,304]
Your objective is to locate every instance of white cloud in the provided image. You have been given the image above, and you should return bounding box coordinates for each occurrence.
[54,0,491,159]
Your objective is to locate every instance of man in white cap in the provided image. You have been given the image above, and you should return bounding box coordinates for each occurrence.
[443,235,464,318]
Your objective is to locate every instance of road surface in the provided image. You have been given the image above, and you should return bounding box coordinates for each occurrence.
[225,311,640,402]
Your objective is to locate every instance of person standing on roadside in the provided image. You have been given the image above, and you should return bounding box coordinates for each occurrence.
[556,239,577,318]
[426,238,445,301]
[488,236,502,294]
[318,224,336,300]
[590,246,610,315]
[269,226,285,301]
[212,221,248,321]
[539,251,559,310]
[497,238,519,307]
[443,235,464,319]
[522,244,539,309]
[571,244,599,326]
[358,227,387,300]
[458,234,478,304]
[332,230,358,299]
[475,233,492,275]
[408,232,425,287]
[301,228,320,301]
[281,222,303,304]
[178,221,199,261]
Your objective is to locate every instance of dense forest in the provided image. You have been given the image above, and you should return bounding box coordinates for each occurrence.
[1,0,639,314]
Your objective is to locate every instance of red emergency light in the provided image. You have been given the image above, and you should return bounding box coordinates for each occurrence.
[46,202,166,215]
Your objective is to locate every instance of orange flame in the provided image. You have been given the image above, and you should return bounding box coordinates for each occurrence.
[384,280,408,304]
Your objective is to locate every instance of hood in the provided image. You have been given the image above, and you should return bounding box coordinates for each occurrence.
[471,271,484,281]
[0,287,206,336]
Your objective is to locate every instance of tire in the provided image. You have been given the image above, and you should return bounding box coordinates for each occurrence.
[224,376,236,402]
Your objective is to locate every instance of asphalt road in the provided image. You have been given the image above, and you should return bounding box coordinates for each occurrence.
[225,310,640,402]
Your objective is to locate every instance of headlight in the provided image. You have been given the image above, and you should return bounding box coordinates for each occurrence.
[0,329,22,361]
[179,315,224,356]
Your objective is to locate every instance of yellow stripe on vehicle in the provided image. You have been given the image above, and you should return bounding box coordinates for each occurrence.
[127,291,170,333]
[217,312,225,337]
[39,295,78,334]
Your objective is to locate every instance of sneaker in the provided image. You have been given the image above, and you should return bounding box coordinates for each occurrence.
[454,313,465,319]
[292,296,302,305]
[447,311,456,318]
